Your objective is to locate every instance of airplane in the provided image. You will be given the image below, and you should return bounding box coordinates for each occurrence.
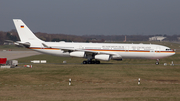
[13,19,175,64]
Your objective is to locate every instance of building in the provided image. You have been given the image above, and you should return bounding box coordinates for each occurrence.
[149,36,166,41]
[3,40,14,45]
[177,37,180,41]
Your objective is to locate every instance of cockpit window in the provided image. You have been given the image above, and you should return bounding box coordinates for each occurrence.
[166,49,172,51]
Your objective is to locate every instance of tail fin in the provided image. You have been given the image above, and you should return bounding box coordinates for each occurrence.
[13,19,43,42]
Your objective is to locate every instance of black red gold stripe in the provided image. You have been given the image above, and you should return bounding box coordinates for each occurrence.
[28,47,175,53]
[85,49,175,53]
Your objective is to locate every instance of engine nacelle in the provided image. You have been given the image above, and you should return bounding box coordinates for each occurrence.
[95,54,111,61]
[111,54,122,61]
[70,51,85,58]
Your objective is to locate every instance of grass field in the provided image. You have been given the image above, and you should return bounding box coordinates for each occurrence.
[0,42,180,101]
[0,63,180,101]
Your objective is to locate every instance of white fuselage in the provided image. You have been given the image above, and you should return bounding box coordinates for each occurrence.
[29,41,175,60]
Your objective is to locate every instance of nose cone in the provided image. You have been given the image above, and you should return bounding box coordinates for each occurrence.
[166,51,175,57]
[172,51,175,56]
[155,51,175,59]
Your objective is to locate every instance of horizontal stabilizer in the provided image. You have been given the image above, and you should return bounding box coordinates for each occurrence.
[15,41,30,48]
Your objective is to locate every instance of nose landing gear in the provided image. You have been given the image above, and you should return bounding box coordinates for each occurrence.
[155,59,159,65]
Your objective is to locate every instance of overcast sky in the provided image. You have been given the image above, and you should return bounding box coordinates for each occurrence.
[1,0,180,35]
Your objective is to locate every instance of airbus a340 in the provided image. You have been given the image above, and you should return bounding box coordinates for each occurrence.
[13,19,175,64]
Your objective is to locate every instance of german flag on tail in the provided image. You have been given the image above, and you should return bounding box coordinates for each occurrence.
[21,25,24,28]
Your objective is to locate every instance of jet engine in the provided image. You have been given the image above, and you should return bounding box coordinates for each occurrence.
[111,54,122,61]
[95,54,111,61]
[70,51,85,58]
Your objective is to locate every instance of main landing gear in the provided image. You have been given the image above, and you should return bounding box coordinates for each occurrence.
[155,59,159,65]
[82,60,100,64]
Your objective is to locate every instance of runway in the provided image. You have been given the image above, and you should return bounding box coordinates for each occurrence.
[0,51,41,60]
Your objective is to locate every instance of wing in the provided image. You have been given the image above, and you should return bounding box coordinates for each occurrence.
[42,43,122,60]
[42,43,80,52]
[83,49,116,55]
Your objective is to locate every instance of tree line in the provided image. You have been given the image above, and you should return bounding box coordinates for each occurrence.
[0,30,180,45]
[0,30,89,45]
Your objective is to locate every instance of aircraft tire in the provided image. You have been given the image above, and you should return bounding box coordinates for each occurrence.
[83,61,87,64]
[87,61,92,64]
[95,61,100,64]
[155,62,159,65]
[91,61,95,64]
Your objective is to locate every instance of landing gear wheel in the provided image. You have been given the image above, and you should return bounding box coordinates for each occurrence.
[155,59,160,65]
[83,61,87,64]
[91,61,95,64]
[155,62,159,65]
[95,60,100,64]
[87,61,92,64]
[82,60,100,64]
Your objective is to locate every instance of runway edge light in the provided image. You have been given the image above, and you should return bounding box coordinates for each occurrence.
[69,78,71,86]
[138,78,140,85]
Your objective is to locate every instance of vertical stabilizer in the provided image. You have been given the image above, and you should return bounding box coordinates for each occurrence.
[13,19,43,42]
